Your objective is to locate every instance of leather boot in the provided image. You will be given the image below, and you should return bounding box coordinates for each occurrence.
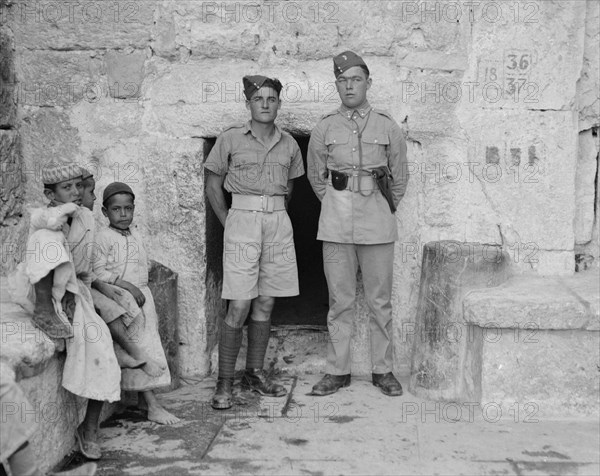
[311,374,351,396]
[241,369,287,397]
[211,378,233,409]
[372,372,403,396]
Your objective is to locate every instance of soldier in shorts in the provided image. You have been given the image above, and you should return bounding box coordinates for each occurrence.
[204,75,304,409]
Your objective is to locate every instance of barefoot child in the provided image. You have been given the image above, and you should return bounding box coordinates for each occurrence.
[79,169,165,377]
[93,182,179,425]
[11,162,122,461]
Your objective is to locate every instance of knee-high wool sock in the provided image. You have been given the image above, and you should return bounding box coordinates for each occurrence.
[246,319,271,370]
[218,322,243,380]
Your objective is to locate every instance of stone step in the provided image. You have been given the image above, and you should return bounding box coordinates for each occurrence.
[463,268,600,418]
[463,272,599,330]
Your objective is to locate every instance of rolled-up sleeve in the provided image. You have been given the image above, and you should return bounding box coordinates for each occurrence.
[307,122,328,201]
[204,134,230,176]
[387,122,409,207]
[289,141,305,180]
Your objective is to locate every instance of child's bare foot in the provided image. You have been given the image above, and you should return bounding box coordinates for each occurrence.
[146,404,180,425]
[75,424,101,460]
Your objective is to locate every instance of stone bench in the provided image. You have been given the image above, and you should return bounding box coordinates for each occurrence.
[463,272,599,417]
[0,260,178,474]
[408,241,599,418]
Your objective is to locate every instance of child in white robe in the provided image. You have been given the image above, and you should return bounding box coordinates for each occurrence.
[93,182,179,425]
[10,162,121,461]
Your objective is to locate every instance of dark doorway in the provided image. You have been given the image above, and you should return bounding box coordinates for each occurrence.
[203,135,329,327]
[272,135,328,325]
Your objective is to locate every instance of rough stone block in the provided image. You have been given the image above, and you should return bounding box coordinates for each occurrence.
[481,329,600,417]
[10,0,155,50]
[575,129,599,244]
[70,98,143,150]
[577,0,600,130]
[0,25,17,127]
[105,50,146,99]
[20,108,81,206]
[16,50,105,107]
[17,357,84,474]
[152,2,177,60]
[466,1,586,110]
[148,259,179,391]
[458,109,578,275]
[140,138,209,378]
[463,276,597,330]
[0,129,23,222]
[409,241,511,401]
[0,214,28,275]
[462,268,600,417]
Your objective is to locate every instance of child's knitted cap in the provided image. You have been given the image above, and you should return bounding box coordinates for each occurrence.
[102,182,135,205]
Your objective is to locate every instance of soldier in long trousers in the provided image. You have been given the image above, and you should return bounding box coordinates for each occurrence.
[307,51,409,397]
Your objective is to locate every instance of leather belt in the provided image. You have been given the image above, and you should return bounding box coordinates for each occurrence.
[327,172,377,192]
[231,194,286,213]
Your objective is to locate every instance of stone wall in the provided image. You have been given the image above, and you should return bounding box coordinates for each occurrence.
[0,0,26,273]
[1,0,598,377]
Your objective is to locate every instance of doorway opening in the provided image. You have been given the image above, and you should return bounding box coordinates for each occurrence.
[272,135,328,326]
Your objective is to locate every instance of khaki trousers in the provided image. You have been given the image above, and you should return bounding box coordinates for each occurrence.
[323,241,395,375]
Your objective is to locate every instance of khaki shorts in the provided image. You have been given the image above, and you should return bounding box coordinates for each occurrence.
[222,209,299,300]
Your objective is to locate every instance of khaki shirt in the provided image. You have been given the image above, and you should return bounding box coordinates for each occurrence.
[204,121,304,195]
[307,102,408,244]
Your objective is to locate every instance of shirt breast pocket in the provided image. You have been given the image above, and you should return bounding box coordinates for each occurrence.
[230,152,261,185]
[325,130,350,165]
[361,134,390,166]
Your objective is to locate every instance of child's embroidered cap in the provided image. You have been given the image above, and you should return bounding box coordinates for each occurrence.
[102,182,135,205]
[42,162,83,185]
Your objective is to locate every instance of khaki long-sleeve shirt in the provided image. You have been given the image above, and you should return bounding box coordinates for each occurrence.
[307,103,408,244]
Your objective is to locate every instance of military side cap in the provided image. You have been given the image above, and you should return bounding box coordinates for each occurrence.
[333,50,369,78]
[42,162,83,185]
[103,182,135,205]
[243,75,283,100]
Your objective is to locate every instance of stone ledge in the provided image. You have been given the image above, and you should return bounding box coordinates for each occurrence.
[463,269,600,330]
[0,277,58,380]
[0,259,179,471]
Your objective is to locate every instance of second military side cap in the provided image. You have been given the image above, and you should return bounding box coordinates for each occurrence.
[41,162,83,185]
[333,51,369,78]
[243,75,283,100]
[103,182,135,205]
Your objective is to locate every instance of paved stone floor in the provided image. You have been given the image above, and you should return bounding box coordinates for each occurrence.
[58,373,600,476]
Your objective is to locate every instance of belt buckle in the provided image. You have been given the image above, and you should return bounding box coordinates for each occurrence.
[261,195,274,213]
[349,172,359,192]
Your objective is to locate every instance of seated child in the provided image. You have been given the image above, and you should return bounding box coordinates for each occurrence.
[93,182,179,425]
[79,168,165,376]
[10,162,122,461]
